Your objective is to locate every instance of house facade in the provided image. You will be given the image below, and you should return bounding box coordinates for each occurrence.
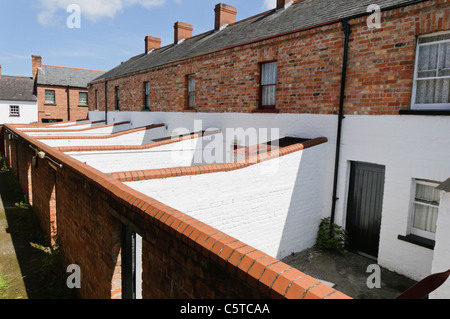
[0,65,38,124]
[87,0,450,296]
[32,55,105,123]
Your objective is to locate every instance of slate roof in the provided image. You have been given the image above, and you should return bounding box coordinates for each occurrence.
[94,0,420,82]
[0,76,37,102]
[37,65,106,88]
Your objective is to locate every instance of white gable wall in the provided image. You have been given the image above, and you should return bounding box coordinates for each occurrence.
[0,100,38,124]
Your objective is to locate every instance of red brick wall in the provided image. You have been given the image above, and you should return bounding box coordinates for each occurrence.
[2,125,350,300]
[89,0,450,115]
[37,85,90,123]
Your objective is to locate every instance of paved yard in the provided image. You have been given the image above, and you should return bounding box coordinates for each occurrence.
[282,247,417,299]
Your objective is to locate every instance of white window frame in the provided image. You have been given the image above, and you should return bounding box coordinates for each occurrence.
[409,180,440,241]
[45,90,56,104]
[411,31,450,110]
[79,92,88,106]
[9,105,20,117]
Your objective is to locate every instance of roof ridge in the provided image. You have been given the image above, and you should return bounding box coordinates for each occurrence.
[42,64,107,73]
[0,75,33,80]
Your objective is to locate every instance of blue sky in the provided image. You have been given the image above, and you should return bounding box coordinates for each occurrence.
[0,0,276,77]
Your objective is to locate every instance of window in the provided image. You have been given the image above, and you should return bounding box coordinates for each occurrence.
[45,90,56,104]
[410,180,441,240]
[79,92,88,106]
[144,82,150,110]
[187,75,195,109]
[95,90,99,110]
[9,105,20,117]
[260,61,278,109]
[412,32,450,110]
[115,86,120,110]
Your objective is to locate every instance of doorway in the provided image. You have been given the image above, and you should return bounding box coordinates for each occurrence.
[346,162,385,260]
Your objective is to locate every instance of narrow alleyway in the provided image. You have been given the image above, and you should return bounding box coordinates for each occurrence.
[0,164,76,299]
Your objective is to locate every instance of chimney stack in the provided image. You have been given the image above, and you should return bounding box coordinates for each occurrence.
[32,55,42,80]
[145,36,161,53]
[0,65,2,79]
[276,0,293,10]
[214,3,237,31]
[174,22,193,44]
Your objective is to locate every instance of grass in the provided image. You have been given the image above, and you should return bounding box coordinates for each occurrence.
[0,270,11,299]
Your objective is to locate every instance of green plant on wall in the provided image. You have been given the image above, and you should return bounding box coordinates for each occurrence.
[316,217,348,254]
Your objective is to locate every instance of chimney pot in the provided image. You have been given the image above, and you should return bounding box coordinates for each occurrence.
[32,55,42,80]
[174,22,193,44]
[214,3,237,31]
[145,36,161,53]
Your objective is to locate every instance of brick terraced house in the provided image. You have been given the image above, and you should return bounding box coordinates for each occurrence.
[2,0,450,300]
[31,55,106,123]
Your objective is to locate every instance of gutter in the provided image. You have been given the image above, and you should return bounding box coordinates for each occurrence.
[104,80,108,125]
[330,19,350,226]
[67,86,71,122]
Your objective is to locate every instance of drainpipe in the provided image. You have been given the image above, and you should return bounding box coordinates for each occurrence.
[104,80,108,125]
[66,86,71,122]
[330,19,351,226]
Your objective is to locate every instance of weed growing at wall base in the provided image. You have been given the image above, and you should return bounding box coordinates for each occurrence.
[316,217,348,254]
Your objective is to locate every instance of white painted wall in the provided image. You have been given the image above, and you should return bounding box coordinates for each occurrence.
[125,143,328,260]
[88,111,450,285]
[67,133,224,173]
[89,110,338,217]
[430,190,450,299]
[335,115,450,282]
[0,100,38,124]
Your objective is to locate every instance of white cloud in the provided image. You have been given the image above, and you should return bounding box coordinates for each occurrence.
[262,0,276,10]
[36,0,166,25]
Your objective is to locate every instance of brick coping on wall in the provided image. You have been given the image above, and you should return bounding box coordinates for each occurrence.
[19,121,129,133]
[54,129,222,153]
[11,119,104,129]
[3,123,351,299]
[110,137,328,182]
[30,123,165,140]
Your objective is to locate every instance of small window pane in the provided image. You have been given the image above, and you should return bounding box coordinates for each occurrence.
[79,92,88,106]
[262,86,276,106]
[189,78,195,93]
[261,62,277,85]
[415,183,441,204]
[10,105,20,117]
[416,79,450,104]
[413,204,438,233]
[45,90,55,104]
[418,44,438,73]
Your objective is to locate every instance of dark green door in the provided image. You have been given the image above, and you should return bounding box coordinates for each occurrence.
[346,162,385,259]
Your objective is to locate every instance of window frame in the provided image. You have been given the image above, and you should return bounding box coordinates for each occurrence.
[409,179,441,241]
[45,90,56,105]
[95,90,99,111]
[259,61,278,110]
[186,75,196,109]
[115,86,120,111]
[411,31,450,110]
[79,92,88,106]
[9,105,20,117]
[143,82,150,111]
